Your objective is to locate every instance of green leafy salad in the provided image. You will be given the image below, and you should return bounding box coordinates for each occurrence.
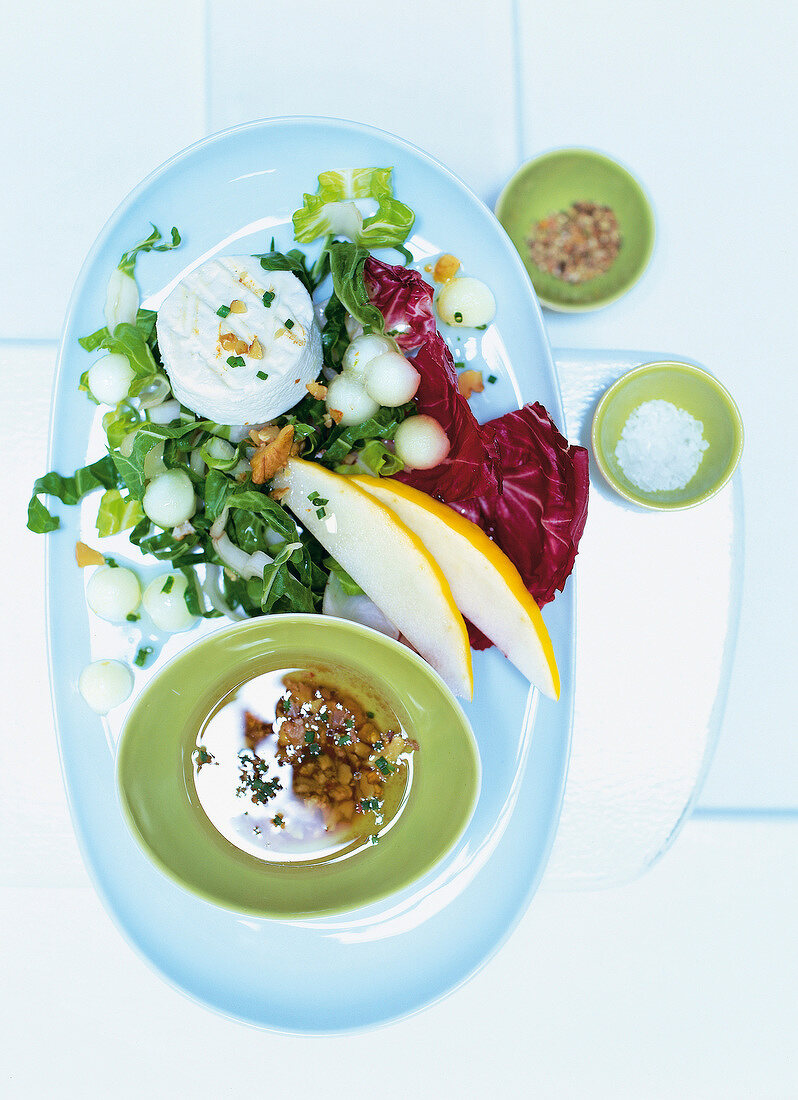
[29,168,421,621]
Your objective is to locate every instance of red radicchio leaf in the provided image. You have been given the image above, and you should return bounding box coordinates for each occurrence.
[396,330,500,502]
[453,403,589,647]
[363,257,438,353]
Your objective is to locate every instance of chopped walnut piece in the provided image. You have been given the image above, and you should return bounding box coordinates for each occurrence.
[248,424,280,447]
[219,331,250,356]
[75,541,105,568]
[249,337,263,359]
[306,381,328,400]
[270,486,289,502]
[329,408,344,424]
[250,424,295,484]
[457,369,485,399]
[229,299,247,313]
[433,254,461,282]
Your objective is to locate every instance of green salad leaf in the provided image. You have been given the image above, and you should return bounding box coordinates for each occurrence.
[27,455,120,533]
[118,225,181,278]
[328,241,385,335]
[293,167,414,253]
[79,308,158,354]
[95,489,144,537]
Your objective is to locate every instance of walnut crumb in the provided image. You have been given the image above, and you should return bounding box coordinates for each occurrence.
[329,408,344,424]
[249,337,263,359]
[306,381,328,400]
[457,369,485,399]
[75,541,105,568]
[229,299,247,313]
[433,254,461,282]
[250,424,295,484]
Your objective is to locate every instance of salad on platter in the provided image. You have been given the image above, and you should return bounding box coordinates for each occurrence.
[29,166,589,714]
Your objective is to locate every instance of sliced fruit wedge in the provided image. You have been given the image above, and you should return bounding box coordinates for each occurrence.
[351,475,560,700]
[273,459,473,699]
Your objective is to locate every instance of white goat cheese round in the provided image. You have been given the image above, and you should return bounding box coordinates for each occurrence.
[156,257,322,425]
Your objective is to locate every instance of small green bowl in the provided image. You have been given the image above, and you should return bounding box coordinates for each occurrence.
[495,148,655,311]
[117,615,480,918]
[591,361,744,510]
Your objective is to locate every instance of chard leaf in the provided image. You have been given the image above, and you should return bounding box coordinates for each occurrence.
[27,455,119,533]
[118,225,181,278]
[323,403,413,464]
[111,420,206,500]
[292,167,414,251]
[316,167,394,202]
[204,468,232,522]
[358,198,415,252]
[79,308,158,353]
[95,489,144,537]
[225,489,297,539]
[357,439,405,476]
[329,242,385,335]
[323,556,364,596]
[321,292,349,369]
[257,246,320,296]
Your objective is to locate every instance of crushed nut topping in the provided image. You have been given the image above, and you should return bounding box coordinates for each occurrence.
[306,381,328,400]
[229,299,247,313]
[248,424,280,447]
[250,424,295,484]
[457,369,485,399]
[249,337,263,360]
[433,254,461,282]
[328,408,344,424]
[75,541,105,568]
[219,331,250,357]
[528,201,621,284]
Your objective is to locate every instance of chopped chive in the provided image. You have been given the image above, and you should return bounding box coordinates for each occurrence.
[272,813,284,827]
[125,612,139,622]
[134,646,153,668]
[106,557,118,568]
[373,739,383,751]
[304,730,316,744]
[262,291,274,307]
[375,755,395,776]
[216,305,231,318]
[256,370,268,381]
[284,318,295,330]
[315,507,327,519]
[454,311,463,323]
[344,716,355,730]
[361,797,379,812]
[308,742,321,757]
[368,834,379,845]
[308,491,319,503]
[488,374,498,384]
[337,732,351,746]
[366,711,375,719]
[161,575,174,594]
[226,355,245,369]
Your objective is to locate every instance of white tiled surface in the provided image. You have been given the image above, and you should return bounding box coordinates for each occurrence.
[3,1,798,1092]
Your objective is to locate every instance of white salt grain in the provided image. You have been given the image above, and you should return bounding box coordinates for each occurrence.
[615,399,709,492]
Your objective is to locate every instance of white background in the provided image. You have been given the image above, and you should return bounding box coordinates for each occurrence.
[1,1,796,1096]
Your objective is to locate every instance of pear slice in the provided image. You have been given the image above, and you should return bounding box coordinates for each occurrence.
[273,459,473,699]
[351,475,560,700]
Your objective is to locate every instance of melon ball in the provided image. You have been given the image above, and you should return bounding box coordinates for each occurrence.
[341,333,395,382]
[142,469,196,529]
[325,373,380,427]
[78,659,133,715]
[393,415,451,469]
[86,565,141,622]
[436,277,496,328]
[88,353,135,405]
[364,352,420,407]
[143,572,198,633]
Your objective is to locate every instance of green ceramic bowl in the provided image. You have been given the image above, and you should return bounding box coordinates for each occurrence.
[591,361,744,510]
[495,148,655,311]
[117,615,480,918]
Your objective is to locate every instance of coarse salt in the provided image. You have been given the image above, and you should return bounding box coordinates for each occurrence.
[614,399,709,492]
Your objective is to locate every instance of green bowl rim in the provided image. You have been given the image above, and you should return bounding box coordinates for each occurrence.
[115,613,481,917]
[494,146,656,313]
[590,359,745,511]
